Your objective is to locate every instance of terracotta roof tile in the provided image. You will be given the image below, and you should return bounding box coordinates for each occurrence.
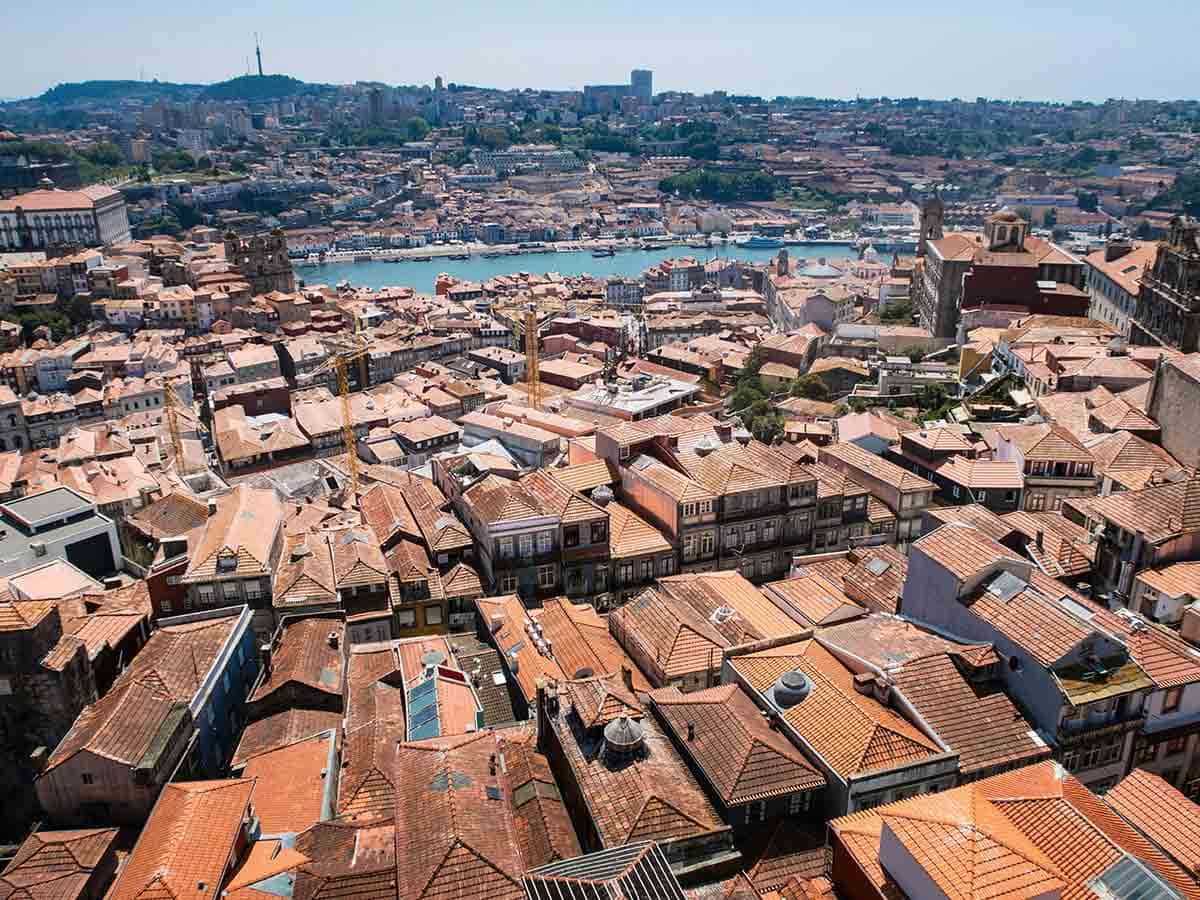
[762,573,866,627]
[250,618,345,706]
[183,485,284,582]
[0,828,118,900]
[542,674,728,848]
[1106,769,1200,879]
[888,652,1050,777]
[231,708,343,768]
[607,501,672,559]
[45,613,241,771]
[729,640,940,779]
[239,731,336,834]
[650,684,825,805]
[819,442,936,494]
[108,780,254,900]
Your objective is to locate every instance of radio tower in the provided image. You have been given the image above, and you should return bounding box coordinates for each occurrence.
[255,32,264,76]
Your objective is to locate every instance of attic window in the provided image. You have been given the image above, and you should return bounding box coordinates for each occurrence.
[217,552,237,573]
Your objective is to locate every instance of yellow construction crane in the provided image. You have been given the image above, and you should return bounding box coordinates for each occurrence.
[524,304,541,411]
[311,341,372,498]
[163,378,188,475]
[495,296,604,413]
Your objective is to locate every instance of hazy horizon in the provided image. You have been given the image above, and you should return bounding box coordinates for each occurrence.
[4,0,1200,104]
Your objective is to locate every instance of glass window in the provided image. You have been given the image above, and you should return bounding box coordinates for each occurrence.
[537,565,556,588]
[1163,687,1183,713]
[396,609,416,627]
[518,534,533,557]
[500,573,518,594]
[591,521,607,543]
[425,605,443,626]
[498,537,514,558]
[536,531,552,554]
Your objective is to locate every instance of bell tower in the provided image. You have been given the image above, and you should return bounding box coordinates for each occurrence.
[917,192,945,258]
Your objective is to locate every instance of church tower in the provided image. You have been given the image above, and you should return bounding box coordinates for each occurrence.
[917,193,945,258]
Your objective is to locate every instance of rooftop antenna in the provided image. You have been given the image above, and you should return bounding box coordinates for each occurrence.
[255,32,264,77]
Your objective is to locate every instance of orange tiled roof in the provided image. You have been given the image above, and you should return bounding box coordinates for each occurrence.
[1106,769,1200,879]
[729,639,940,778]
[108,780,255,900]
[240,731,336,834]
[607,501,672,559]
[0,828,118,900]
[888,652,1051,777]
[650,684,826,805]
[543,674,728,848]
[231,708,343,768]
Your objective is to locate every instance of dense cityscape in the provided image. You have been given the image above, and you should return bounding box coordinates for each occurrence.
[1,44,1200,900]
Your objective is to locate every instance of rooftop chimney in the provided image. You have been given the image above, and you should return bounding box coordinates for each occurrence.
[686,722,695,742]
[621,665,634,692]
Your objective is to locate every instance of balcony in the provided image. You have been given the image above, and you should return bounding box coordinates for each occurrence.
[721,500,786,523]
[1057,712,1145,745]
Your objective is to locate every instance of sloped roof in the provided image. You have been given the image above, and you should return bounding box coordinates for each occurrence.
[250,618,345,706]
[108,780,255,900]
[819,442,936,493]
[183,485,283,581]
[728,640,941,778]
[650,684,825,805]
[240,731,336,835]
[231,708,343,769]
[762,573,866,627]
[607,501,673,558]
[1107,769,1200,879]
[888,652,1050,777]
[543,675,728,848]
[997,423,1094,463]
[834,760,1200,900]
[0,828,118,900]
[394,732,576,900]
[45,613,241,771]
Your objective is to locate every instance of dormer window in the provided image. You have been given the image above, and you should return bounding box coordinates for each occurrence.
[217,551,237,573]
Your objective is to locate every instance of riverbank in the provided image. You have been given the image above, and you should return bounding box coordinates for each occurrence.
[293,241,877,293]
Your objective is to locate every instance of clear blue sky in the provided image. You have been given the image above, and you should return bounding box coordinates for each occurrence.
[4,0,1198,102]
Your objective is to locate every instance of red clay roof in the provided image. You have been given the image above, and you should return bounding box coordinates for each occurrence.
[650,683,826,805]
[109,779,255,900]
[1106,769,1200,879]
[0,828,118,900]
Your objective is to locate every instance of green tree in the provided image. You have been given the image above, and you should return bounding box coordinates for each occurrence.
[789,374,830,401]
[80,141,123,166]
[405,117,431,141]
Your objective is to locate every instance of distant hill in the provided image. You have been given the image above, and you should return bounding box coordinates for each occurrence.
[39,80,204,104]
[36,74,332,105]
[200,74,329,101]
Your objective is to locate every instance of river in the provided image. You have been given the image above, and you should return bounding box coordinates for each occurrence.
[295,243,870,293]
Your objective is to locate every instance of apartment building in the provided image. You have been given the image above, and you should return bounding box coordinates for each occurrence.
[992,423,1096,512]
[1069,473,1200,606]
[178,485,286,638]
[441,467,609,604]
[818,442,936,547]
[903,523,1152,791]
